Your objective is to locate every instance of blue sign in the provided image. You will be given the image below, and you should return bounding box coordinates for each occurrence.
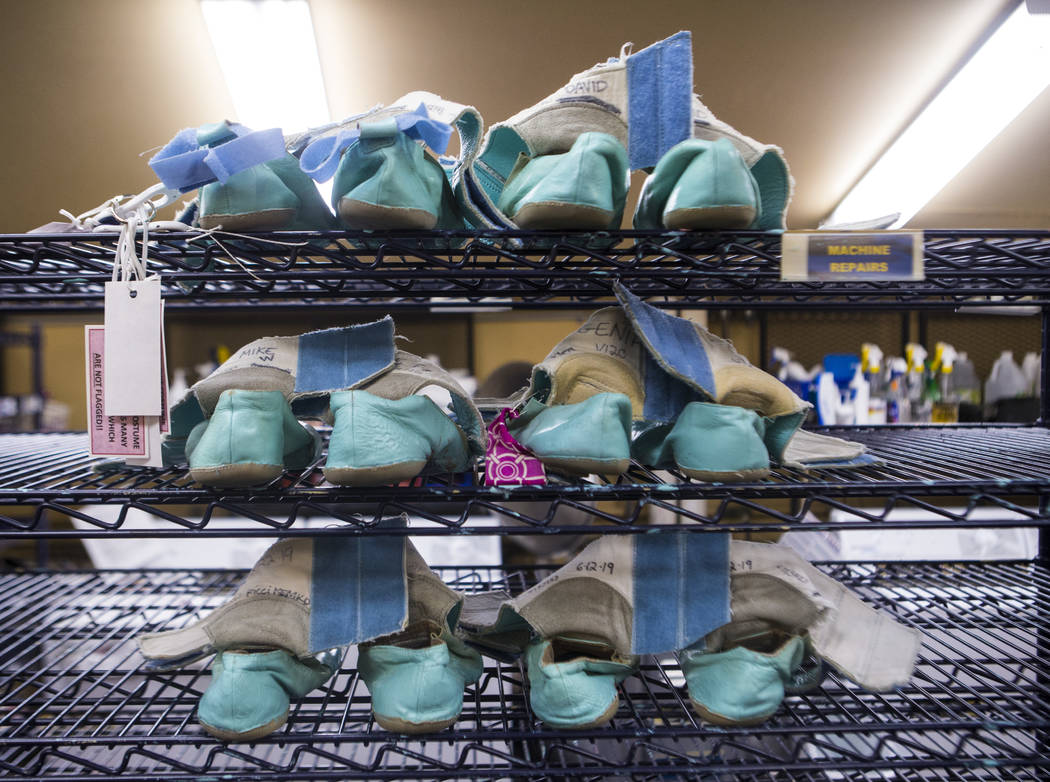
[781,231,924,281]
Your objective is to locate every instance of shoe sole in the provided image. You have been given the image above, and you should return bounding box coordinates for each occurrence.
[678,466,770,483]
[540,696,619,730]
[664,205,756,230]
[338,199,437,230]
[373,711,458,734]
[199,712,286,742]
[198,208,297,231]
[540,456,630,477]
[324,460,427,487]
[512,201,614,230]
[190,462,284,488]
[689,696,776,727]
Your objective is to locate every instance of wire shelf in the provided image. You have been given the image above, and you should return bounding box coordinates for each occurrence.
[0,561,1047,780]
[2,427,1050,537]
[1,229,1049,310]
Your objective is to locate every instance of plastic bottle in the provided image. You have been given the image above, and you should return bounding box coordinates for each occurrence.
[930,342,959,423]
[885,357,909,423]
[1022,351,1041,396]
[816,371,841,425]
[849,362,870,425]
[905,344,930,422]
[861,343,886,424]
[985,351,1028,405]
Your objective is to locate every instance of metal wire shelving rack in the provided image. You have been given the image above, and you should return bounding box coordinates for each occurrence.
[1,562,1048,780]
[2,229,1050,779]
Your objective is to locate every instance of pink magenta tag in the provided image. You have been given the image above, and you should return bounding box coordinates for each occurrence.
[485,408,546,486]
[85,326,148,457]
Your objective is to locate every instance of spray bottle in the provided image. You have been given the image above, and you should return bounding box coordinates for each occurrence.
[930,342,959,423]
[885,357,909,423]
[905,343,930,422]
[861,343,886,424]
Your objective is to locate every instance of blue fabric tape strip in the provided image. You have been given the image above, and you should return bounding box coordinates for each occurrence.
[626,31,693,170]
[631,531,729,654]
[294,317,395,393]
[149,124,286,192]
[616,284,716,398]
[641,351,706,422]
[299,105,453,182]
[309,536,406,650]
[203,128,287,183]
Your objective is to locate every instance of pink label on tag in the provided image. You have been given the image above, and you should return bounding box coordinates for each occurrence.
[159,311,170,434]
[485,408,546,486]
[85,327,148,457]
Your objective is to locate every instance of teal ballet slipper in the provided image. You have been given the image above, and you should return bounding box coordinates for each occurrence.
[332,119,461,230]
[631,401,770,481]
[525,635,637,729]
[186,389,321,488]
[198,648,339,742]
[497,132,629,230]
[681,631,805,726]
[199,154,338,232]
[358,620,483,734]
[509,393,632,476]
[634,137,760,230]
[324,390,472,486]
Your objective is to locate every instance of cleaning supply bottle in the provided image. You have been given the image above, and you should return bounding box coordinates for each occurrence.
[849,362,869,425]
[861,343,886,424]
[930,342,958,423]
[885,357,909,423]
[1022,351,1041,397]
[905,344,930,423]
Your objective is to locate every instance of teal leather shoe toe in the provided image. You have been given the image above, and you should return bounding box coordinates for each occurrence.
[359,620,483,734]
[333,120,455,230]
[509,393,632,476]
[324,390,472,486]
[497,132,629,230]
[681,631,804,726]
[634,137,760,230]
[186,389,321,488]
[198,649,338,742]
[199,154,338,232]
[525,635,637,729]
[632,402,770,481]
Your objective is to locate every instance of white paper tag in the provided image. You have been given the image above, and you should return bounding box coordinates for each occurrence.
[124,306,169,468]
[85,326,149,459]
[104,277,162,416]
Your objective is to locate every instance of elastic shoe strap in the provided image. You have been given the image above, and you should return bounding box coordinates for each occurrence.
[149,123,286,192]
[299,104,453,183]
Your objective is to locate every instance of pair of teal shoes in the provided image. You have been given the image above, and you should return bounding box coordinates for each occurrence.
[150,95,469,233]
[509,392,772,481]
[498,132,765,232]
[185,387,473,488]
[197,623,485,740]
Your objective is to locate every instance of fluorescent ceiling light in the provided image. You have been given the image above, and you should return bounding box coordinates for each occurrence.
[825,4,1050,229]
[200,0,330,133]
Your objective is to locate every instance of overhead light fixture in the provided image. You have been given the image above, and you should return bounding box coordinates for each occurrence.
[824,3,1050,229]
[200,0,331,133]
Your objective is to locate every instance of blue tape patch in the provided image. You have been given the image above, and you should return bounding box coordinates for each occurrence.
[626,31,693,170]
[616,284,716,398]
[295,318,395,393]
[641,352,706,422]
[309,536,406,651]
[631,532,730,654]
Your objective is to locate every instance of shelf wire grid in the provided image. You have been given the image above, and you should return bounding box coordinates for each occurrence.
[0,560,1048,780]
[1,229,1049,310]
[2,427,1050,536]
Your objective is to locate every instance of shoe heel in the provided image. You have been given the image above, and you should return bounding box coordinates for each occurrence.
[188,390,290,487]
